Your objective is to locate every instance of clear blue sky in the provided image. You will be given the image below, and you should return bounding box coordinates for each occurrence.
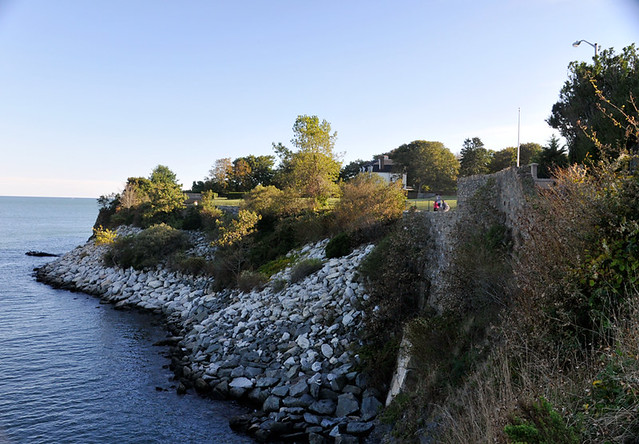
[1,0,638,198]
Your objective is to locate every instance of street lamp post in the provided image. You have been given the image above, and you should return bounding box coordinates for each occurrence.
[572,39,599,57]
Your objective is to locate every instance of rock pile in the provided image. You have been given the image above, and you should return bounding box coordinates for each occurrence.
[36,228,383,443]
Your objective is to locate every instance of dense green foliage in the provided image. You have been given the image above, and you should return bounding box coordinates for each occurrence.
[487,143,542,173]
[548,44,639,163]
[536,134,569,178]
[391,140,458,194]
[325,232,352,259]
[332,173,406,234]
[95,165,187,229]
[104,224,190,270]
[459,137,492,176]
[273,115,342,204]
[339,159,369,182]
[192,155,276,194]
[504,398,580,444]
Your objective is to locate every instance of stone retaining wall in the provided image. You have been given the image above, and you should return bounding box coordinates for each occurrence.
[36,232,383,443]
[387,166,538,405]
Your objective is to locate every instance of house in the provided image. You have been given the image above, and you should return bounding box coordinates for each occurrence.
[362,155,408,189]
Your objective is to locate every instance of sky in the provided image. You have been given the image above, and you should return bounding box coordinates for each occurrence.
[1,0,638,198]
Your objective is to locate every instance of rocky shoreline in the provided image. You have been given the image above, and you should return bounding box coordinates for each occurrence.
[35,227,384,443]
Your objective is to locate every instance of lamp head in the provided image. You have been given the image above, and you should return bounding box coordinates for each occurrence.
[572,40,581,47]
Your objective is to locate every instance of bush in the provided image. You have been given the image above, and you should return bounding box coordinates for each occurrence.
[289,258,323,283]
[241,185,312,219]
[333,173,406,234]
[358,213,430,339]
[199,190,224,232]
[237,270,269,292]
[93,226,117,245]
[213,210,261,247]
[325,232,352,258]
[270,278,287,293]
[257,255,297,277]
[104,223,190,270]
[168,253,214,276]
[504,398,580,444]
[181,206,202,230]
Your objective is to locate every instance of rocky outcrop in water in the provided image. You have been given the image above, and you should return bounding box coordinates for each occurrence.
[36,228,382,443]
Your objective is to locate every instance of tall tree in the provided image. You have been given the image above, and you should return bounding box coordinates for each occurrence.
[489,147,517,173]
[547,44,639,163]
[488,143,542,173]
[145,165,187,218]
[274,115,341,203]
[537,135,569,178]
[391,140,459,194]
[239,155,275,189]
[230,158,252,192]
[291,115,337,155]
[519,142,543,166]
[208,158,233,193]
[459,137,493,176]
[150,165,179,184]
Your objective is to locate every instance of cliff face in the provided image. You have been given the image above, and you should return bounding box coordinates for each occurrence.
[36,234,384,442]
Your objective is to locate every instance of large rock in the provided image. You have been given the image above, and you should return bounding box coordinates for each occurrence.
[336,393,359,417]
[229,377,254,389]
[263,395,281,412]
[309,399,336,416]
[289,380,309,397]
[361,396,383,421]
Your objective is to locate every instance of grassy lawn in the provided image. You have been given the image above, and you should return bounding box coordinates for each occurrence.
[209,195,459,212]
[406,196,457,212]
[212,197,243,206]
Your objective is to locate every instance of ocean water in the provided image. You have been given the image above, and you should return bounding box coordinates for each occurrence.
[0,196,252,444]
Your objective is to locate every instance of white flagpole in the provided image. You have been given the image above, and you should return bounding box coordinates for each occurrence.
[517,107,521,167]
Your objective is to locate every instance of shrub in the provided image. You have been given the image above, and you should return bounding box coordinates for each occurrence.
[199,190,224,232]
[181,206,202,230]
[168,253,214,276]
[356,214,431,391]
[358,213,430,339]
[213,210,261,247]
[289,258,323,283]
[325,232,352,258]
[237,270,269,292]
[104,223,190,270]
[270,278,287,293]
[333,173,406,234]
[257,255,297,277]
[504,398,580,444]
[93,226,117,245]
[241,185,312,219]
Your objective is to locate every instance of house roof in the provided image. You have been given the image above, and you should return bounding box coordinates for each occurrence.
[362,155,396,173]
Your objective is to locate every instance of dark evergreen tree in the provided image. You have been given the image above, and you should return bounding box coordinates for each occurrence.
[537,135,569,178]
[459,137,492,176]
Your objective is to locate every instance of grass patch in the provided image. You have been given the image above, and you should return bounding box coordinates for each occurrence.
[405,196,457,212]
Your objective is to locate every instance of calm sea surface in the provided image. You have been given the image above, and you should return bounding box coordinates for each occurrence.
[0,196,252,444]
